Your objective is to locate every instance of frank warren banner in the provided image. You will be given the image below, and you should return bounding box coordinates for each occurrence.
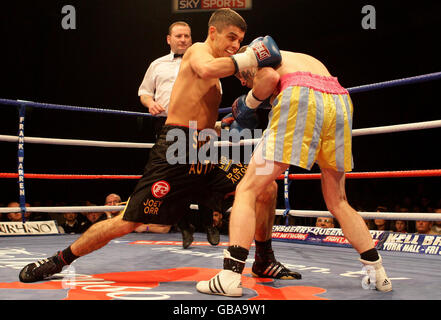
[0,220,60,236]
[272,225,441,256]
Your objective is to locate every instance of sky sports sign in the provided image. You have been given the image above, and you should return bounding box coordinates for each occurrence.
[173,0,252,12]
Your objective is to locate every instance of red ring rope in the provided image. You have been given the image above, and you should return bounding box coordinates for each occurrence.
[1,169,440,180]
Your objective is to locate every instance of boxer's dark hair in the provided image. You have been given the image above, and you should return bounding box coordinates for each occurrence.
[208,8,247,33]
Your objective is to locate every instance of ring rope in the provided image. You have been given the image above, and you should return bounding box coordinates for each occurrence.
[346,71,441,94]
[0,134,154,149]
[1,71,440,116]
[1,119,440,149]
[214,119,441,147]
[0,99,149,117]
[274,209,441,222]
[0,205,439,221]
[1,169,440,180]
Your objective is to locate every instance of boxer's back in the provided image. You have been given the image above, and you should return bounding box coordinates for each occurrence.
[277,51,332,77]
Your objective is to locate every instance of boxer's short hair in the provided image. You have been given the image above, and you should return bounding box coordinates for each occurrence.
[208,8,247,33]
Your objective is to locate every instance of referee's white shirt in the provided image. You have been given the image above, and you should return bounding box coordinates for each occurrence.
[138,51,182,118]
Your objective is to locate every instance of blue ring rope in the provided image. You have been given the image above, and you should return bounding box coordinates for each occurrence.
[1,71,440,116]
[0,99,150,117]
[347,71,441,94]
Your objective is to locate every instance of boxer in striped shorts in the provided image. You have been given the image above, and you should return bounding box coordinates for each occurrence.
[197,49,392,297]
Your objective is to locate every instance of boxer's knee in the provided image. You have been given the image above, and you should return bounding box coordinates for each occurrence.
[109,214,138,236]
[256,181,277,204]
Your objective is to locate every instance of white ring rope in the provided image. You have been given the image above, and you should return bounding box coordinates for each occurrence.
[1,119,440,148]
[0,205,439,221]
[0,134,154,149]
[0,205,124,214]
[215,119,441,147]
[274,209,441,222]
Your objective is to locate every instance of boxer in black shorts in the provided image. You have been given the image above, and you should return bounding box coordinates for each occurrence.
[19,8,299,284]
[122,124,246,226]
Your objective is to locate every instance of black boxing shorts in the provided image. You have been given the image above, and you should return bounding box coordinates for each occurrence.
[122,124,247,225]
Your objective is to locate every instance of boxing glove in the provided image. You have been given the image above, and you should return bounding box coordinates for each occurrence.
[221,113,235,129]
[231,35,281,73]
[231,95,259,129]
[229,120,244,132]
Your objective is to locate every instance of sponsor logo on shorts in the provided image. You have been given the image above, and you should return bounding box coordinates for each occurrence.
[151,180,170,198]
[143,199,162,215]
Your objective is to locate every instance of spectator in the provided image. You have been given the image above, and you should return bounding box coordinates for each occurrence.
[315,217,335,228]
[79,205,106,233]
[373,206,392,231]
[393,207,410,233]
[393,220,408,233]
[415,220,437,235]
[60,211,86,234]
[104,193,122,219]
[431,208,441,235]
[6,202,30,222]
[213,210,229,235]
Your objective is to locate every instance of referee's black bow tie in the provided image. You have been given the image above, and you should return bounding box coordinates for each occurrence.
[174,53,184,58]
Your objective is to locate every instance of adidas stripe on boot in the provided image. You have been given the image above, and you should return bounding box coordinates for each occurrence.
[251,260,302,280]
[19,252,64,283]
[196,269,242,297]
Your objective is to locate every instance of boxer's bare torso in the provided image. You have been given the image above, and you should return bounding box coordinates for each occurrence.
[167,25,244,130]
[167,43,222,130]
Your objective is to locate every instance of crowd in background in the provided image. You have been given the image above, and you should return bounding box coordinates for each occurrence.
[1,189,440,237]
[0,18,439,238]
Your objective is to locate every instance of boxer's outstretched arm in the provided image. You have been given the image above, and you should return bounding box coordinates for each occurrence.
[189,43,237,80]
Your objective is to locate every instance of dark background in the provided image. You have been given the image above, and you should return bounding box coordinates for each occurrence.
[1,0,440,211]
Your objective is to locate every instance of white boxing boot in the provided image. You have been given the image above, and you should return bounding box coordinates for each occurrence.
[196,249,244,297]
[196,269,242,297]
[360,255,392,292]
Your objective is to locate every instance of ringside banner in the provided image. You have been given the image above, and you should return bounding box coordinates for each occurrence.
[378,232,441,255]
[0,220,60,236]
[172,0,252,12]
[272,226,441,256]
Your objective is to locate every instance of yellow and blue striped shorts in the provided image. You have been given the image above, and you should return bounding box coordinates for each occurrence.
[261,72,354,172]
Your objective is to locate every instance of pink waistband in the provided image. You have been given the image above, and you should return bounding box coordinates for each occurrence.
[277,72,348,95]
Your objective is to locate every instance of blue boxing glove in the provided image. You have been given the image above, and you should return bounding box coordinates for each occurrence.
[220,113,235,129]
[221,112,245,132]
[229,120,244,132]
[231,95,259,129]
[231,35,281,73]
